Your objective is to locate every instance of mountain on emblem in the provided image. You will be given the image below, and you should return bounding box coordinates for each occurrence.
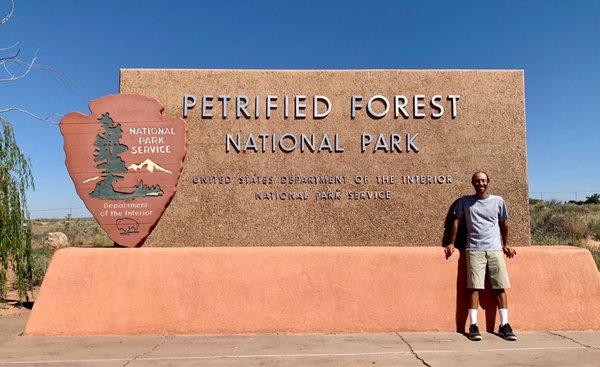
[128,159,172,174]
[60,93,187,247]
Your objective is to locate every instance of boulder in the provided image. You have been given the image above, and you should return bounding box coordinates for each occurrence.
[42,232,69,249]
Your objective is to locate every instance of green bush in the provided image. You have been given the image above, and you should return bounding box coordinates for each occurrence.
[30,247,54,287]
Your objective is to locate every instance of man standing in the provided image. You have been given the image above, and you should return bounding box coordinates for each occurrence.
[445,172,517,341]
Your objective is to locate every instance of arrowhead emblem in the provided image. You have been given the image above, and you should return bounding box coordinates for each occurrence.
[60,94,187,247]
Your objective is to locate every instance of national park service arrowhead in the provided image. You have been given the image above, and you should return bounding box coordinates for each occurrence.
[60,94,186,247]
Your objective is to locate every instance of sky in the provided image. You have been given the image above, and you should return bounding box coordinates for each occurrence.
[1,0,599,217]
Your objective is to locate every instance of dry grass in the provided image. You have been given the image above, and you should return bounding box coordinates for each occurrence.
[530,200,600,269]
[32,217,113,248]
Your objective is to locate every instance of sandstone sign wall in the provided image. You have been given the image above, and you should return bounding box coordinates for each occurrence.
[120,69,529,247]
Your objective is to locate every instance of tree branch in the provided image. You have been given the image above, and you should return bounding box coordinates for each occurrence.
[2,59,15,77]
[0,52,72,90]
[0,0,14,26]
[0,49,38,82]
[0,48,19,62]
[0,41,19,51]
[0,1,69,126]
[0,108,61,125]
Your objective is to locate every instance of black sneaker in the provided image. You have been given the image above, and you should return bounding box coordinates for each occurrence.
[468,324,482,341]
[498,323,517,341]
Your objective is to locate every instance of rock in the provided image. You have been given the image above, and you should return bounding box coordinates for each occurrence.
[42,232,69,249]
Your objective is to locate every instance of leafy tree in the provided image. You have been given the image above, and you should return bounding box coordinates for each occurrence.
[585,194,600,205]
[0,116,34,301]
[1,0,65,303]
[568,194,600,206]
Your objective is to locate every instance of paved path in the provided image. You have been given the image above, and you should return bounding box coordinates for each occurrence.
[1,315,600,366]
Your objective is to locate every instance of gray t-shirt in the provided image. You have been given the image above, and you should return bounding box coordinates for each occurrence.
[453,194,509,251]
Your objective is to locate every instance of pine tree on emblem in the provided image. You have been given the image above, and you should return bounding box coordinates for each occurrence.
[90,113,129,198]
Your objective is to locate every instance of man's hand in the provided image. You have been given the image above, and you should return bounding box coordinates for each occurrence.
[444,244,455,259]
[503,246,516,258]
[445,217,459,259]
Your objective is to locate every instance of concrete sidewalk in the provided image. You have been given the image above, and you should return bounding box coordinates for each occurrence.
[1,315,600,366]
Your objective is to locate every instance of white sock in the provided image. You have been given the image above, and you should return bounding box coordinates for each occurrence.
[499,308,509,326]
[469,308,478,325]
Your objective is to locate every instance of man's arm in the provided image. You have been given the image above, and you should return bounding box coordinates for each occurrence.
[499,220,516,258]
[445,217,459,258]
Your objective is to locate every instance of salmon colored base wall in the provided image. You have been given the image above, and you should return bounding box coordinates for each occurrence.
[25,247,600,336]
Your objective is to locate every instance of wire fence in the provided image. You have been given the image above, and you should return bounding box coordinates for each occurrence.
[28,206,89,219]
[529,190,600,203]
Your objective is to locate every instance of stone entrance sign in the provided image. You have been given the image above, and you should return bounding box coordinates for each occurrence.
[120,69,530,247]
[30,70,600,337]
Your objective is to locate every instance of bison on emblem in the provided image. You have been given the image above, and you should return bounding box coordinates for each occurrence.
[116,217,140,235]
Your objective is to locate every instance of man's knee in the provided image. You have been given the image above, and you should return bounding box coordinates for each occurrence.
[468,289,482,296]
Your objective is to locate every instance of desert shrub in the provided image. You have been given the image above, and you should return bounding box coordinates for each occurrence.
[530,201,600,246]
[92,234,113,247]
[531,207,573,244]
[566,216,590,240]
[530,200,600,271]
[30,247,54,287]
[589,219,600,241]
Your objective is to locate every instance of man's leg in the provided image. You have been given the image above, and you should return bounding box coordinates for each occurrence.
[466,251,486,340]
[467,251,486,326]
[469,289,481,326]
[488,252,517,340]
[470,289,481,308]
[495,289,509,326]
[488,251,511,327]
[495,288,508,309]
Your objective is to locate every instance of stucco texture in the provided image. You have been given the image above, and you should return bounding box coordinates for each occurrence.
[25,246,600,335]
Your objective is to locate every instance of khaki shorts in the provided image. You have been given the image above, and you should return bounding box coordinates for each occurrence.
[466,250,511,290]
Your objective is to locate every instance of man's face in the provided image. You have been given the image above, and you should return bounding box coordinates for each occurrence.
[472,173,488,195]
